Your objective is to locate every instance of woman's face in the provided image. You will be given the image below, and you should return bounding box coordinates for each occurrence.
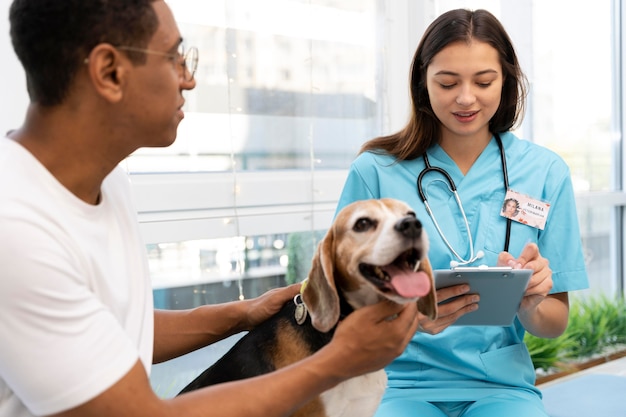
[426,40,503,143]
[504,200,516,215]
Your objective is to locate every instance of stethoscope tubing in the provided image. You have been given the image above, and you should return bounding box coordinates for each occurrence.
[417,133,512,262]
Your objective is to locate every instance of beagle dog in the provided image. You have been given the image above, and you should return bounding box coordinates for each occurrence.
[178,198,437,417]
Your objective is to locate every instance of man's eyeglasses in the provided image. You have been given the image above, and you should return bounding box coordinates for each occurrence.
[116,43,198,81]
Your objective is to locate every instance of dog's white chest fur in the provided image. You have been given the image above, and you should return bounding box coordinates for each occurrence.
[319,369,387,417]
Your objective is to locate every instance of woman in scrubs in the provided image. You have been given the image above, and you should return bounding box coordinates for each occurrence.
[335,9,589,417]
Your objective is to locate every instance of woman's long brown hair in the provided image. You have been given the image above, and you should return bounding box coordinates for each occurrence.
[360,9,528,161]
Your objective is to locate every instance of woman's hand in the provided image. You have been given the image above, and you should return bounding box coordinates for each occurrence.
[497,243,568,337]
[497,243,552,314]
[418,243,556,335]
[417,284,479,334]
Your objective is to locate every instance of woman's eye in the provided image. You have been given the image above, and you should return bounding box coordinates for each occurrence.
[477,82,492,88]
[439,83,456,89]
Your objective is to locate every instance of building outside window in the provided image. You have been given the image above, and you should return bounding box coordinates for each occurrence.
[0,0,622,398]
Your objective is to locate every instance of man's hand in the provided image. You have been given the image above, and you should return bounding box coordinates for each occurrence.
[325,300,420,378]
[241,284,302,330]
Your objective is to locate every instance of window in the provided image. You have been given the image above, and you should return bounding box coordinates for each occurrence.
[140,0,384,396]
[125,0,379,173]
[525,1,618,297]
[144,1,624,396]
[1,0,622,398]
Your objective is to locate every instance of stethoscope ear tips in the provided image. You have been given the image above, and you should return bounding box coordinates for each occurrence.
[476,250,485,259]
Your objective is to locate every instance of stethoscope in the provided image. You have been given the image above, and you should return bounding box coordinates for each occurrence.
[417,133,511,267]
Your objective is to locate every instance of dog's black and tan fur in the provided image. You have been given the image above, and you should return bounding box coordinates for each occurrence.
[179,198,437,417]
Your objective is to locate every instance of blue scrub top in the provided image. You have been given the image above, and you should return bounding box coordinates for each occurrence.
[336,132,589,401]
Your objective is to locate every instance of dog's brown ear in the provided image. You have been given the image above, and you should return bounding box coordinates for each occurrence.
[417,258,438,320]
[302,229,340,333]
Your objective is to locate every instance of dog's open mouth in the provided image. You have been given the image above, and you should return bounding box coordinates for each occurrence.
[359,248,431,299]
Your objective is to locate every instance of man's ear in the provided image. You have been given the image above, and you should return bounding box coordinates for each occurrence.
[84,44,126,103]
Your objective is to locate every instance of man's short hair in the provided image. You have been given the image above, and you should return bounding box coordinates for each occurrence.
[9,0,159,106]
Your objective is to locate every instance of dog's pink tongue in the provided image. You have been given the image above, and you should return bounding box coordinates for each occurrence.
[385,266,431,298]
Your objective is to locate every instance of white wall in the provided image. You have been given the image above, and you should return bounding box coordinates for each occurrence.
[0,2,29,135]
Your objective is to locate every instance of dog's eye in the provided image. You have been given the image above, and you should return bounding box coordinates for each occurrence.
[354,217,376,232]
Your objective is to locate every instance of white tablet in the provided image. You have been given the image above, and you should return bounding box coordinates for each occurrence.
[434,267,533,326]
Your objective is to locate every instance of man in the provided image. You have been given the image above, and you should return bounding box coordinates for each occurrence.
[0,1,420,416]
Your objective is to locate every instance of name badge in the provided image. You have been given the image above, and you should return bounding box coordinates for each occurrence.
[500,189,550,230]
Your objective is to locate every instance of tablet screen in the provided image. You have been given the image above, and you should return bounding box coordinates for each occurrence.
[434,268,532,326]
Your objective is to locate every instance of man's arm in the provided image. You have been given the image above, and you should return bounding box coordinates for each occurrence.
[153,285,301,363]
[48,299,419,417]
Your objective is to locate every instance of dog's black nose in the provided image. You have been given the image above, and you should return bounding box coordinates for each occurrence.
[395,216,422,238]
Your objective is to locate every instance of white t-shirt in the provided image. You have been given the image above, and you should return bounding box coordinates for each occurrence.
[0,137,154,416]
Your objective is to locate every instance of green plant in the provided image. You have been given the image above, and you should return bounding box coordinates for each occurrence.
[285,231,325,285]
[525,294,626,371]
[525,330,577,371]
[566,295,624,358]
[604,295,626,345]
